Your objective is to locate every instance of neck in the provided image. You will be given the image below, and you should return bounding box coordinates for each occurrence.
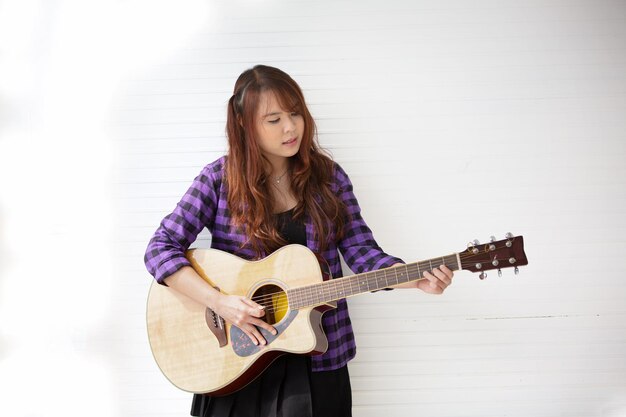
[286,253,461,309]
[267,160,289,180]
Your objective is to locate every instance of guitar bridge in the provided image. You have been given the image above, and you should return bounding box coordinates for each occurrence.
[204,288,227,347]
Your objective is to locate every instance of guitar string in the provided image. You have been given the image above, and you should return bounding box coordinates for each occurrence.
[251,262,516,314]
[255,275,446,313]
[222,240,520,314]
[246,254,462,304]
[247,264,440,307]
[246,251,515,309]
[246,248,511,306]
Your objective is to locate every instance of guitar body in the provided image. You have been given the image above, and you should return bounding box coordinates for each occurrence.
[146,244,335,395]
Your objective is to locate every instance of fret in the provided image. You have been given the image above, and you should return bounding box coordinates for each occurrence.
[348,275,355,297]
[367,271,375,291]
[391,266,399,285]
[332,279,341,300]
[399,264,409,284]
[290,287,301,310]
[339,278,348,298]
[367,271,378,291]
[359,272,368,292]
[306,283,316,306]
[286,288,296,309]
[327,281,335,301]
[376,270,385,290]
[320,281,328,305]
[404,264,413,282]
[346,277,354,296]
[299,285,307,308]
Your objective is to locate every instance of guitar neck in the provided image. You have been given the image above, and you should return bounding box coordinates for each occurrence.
[287,253,461,309]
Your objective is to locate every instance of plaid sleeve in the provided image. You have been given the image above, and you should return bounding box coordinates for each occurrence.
[334,163,404,274]
[144,160,222,284]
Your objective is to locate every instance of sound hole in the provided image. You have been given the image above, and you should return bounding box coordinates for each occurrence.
[252,284,288,325]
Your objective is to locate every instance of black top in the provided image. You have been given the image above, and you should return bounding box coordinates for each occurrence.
[275,208,306,246]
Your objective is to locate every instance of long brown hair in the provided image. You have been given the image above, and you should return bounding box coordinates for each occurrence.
[225,65,346,256]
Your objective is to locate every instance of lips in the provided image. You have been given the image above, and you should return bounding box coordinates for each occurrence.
[282,137,297,145]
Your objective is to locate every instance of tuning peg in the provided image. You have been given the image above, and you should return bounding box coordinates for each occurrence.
[505,232,514,239]
[479,272,487,280]
[473,239,480,245]
[490,236,497,242]
[498,269,502,277]
[468,241,479,254]
[514,266,519,275]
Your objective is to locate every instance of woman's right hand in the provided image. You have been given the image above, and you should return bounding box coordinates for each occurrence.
[212,294,277,346]
[163,266,277,346]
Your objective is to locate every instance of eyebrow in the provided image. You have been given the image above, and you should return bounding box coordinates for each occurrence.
[262,111,282,118]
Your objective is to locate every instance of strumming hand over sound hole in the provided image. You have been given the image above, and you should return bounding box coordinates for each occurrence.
[251,284,288,325]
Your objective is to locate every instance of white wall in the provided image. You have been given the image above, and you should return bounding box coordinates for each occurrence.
[1,1,625,416]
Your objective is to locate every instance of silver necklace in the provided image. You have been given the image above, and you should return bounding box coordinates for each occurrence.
[274,169,289,184]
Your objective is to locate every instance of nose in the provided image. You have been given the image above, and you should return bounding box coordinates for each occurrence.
[283,115,296,133]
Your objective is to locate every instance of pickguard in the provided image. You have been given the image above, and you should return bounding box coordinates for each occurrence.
[230,309,298,357]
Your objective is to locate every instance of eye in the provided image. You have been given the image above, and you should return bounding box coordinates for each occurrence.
[268,118,280,124]
[290,111,300,117]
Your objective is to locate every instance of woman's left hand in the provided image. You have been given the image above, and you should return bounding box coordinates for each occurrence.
[416,265,454,294]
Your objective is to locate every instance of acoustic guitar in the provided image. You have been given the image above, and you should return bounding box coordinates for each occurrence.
[146,234,528,395]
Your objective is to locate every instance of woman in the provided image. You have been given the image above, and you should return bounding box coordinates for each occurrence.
[144,65,454,417]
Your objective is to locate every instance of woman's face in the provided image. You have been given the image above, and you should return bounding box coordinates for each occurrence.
[254,90,304,169]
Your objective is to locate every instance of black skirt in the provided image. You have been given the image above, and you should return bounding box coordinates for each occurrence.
[190,354,352,417]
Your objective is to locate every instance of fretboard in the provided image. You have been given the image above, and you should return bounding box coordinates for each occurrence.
[287,254,460,309]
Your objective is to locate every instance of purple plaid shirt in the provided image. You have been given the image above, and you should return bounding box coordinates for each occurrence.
[144,156,403,371]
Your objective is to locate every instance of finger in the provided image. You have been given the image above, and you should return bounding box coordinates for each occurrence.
[245,324,268,345]
[241,297,266,317]
[439,265,454,280]
[250,318,277,335]
[241,296,265,310]
[426,270,449,290]
[240,326,261,345]
[422,271,440,289]
[432,268,452,286]
[417,278,440,293]
[440,264,453,274]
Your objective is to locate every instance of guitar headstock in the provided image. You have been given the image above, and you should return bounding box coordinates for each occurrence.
[459,233,528,279]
